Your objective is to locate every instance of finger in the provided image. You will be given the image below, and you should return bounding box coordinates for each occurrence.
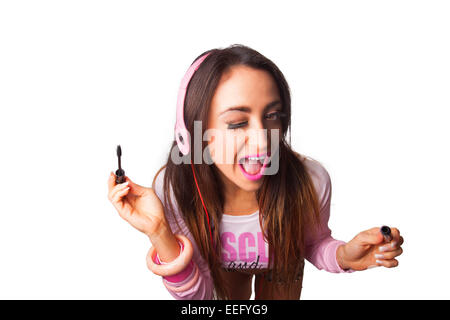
[124,176,147,196]
[107,171,116,192]
[389,235,404,250]
[378,234,403,253]
[111,185,130,206]
[109,181,130,202]
[375,247,403,260]
[397,235,404,247]
[375,258,399,268]
[357,227,385,245]
[109,181,129,200]
[389,227,401,245]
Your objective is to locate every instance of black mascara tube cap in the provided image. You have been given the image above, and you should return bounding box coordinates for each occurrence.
[115,168,125,184]
[380,225,392,242]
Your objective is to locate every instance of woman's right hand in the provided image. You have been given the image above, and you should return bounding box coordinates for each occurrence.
[107,172,167,238]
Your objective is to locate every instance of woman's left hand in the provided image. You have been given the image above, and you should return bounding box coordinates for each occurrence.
[337,227,404,271]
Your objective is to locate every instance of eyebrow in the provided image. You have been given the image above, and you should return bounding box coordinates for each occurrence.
[218,100,282,117]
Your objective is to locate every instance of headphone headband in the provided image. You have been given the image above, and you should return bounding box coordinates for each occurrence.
[175,52,212,156]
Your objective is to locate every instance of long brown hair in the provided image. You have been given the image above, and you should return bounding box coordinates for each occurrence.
[159,44,322,299]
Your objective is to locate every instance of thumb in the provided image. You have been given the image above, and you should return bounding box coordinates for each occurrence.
[357,227,385,245]
[124,176,147,196]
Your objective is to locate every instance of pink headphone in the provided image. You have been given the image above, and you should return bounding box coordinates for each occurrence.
[174,52,212,156]
[174,51,215,248]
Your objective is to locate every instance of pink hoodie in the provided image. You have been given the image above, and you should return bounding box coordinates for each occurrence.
[151,154,354,299]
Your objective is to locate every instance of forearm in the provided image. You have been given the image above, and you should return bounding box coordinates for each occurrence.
[148,222,181,263]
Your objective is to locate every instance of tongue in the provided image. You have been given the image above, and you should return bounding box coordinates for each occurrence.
[242,160,262,175]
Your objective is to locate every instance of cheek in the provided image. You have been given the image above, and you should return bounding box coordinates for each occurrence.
[208,131,242,165]
[208,134,241,178]
[214,162,237,178]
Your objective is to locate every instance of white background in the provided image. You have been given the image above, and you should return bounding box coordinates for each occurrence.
[0,0,449,299]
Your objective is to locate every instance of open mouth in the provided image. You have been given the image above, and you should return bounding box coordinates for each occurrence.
[238,152,271,180]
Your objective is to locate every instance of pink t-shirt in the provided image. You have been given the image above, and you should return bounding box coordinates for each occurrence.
[220,210,269,271]
[151,154,354,300]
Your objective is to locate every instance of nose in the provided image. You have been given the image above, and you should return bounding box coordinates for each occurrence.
[244,120,268,155]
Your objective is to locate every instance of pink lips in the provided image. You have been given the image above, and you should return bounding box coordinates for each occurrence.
[238,152,271,181]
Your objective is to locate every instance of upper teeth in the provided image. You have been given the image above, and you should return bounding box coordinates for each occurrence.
[248,156,264,161]
[245,156,267,165]
[239,155,269,164]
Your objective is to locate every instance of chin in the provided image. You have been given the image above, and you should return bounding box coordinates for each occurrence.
[235,166,265,191]
[233,179,262,192]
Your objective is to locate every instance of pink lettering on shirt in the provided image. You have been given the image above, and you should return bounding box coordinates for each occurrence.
[221,232,237,262]
[239,232,256,262]
[220,231,268,270]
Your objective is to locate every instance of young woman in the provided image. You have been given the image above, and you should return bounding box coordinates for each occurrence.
[107,44,404,300]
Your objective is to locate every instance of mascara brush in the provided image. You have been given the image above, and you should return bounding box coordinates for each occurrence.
[115,145,126,184]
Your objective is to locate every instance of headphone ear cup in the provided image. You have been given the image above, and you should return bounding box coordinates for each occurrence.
[175,52,211,158]
[175,127,190,156]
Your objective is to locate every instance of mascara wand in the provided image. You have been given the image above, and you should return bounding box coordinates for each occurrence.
[115,145,126,184]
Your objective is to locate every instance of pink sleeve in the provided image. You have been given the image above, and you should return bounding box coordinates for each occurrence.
[150,167,215,299]
[151,245,212,299]
[303,158,355,273]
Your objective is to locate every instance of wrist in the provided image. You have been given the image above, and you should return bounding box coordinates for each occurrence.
[336,243,351,270]
[148,222,181,263]
[146,219,169,242]
[146,234,194,277]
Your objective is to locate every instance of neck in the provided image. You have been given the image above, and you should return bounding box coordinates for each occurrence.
[219,171,259,215]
